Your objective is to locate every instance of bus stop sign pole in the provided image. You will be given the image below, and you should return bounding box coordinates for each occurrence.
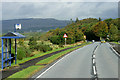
[14,24,21,64]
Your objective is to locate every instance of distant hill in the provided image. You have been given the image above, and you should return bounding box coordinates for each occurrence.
[1,18,70,33]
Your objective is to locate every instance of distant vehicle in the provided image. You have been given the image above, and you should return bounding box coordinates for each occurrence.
[101,40,106,43]
[92,40,95,42]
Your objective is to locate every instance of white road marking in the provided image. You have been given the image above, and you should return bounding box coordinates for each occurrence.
[93,59,95,64]
[93,54,96,58]
[93,66,97,75]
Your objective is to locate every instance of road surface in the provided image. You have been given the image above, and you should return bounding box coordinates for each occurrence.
[34,42,119,79]
[96,43,118,78]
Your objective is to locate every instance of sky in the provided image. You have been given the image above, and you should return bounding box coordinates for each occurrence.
[1,0,119,20]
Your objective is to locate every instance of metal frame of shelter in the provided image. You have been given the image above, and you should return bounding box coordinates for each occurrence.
[0,32,25,70]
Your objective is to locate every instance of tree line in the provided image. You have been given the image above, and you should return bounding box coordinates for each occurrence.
[43,17,120,45]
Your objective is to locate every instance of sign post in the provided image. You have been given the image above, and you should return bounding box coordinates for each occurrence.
[63,34,68,46]
[14,24,21,64]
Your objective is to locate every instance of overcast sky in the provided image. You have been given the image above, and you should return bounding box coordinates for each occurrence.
[1,1,119,20]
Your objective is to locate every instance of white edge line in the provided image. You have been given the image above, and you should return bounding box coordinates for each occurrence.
[109,43,120,57]
[34,50,75,79]
[93,66,97,75]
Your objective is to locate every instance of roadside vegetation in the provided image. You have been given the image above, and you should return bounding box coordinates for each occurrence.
[43,18,120,42]
[111,42,120,44]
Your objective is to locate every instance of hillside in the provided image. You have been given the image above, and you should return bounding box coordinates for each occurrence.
[44,18,120,44]
[2,18,70,33]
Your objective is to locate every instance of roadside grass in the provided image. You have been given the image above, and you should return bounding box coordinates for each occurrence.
[112,42,120,44]
[6,65,45,79]
[36,47,78,65]
[6,42,91,79]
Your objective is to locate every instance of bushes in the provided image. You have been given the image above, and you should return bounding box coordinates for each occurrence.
[49,35,61,45]
[17,46,32,60]
[17,47,26,60]
[37,43,52,52]
[24,47,32,57]
[28,37,37,51]
[58,44,64,48]
[18,39,24,46]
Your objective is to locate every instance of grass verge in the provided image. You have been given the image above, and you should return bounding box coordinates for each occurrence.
[6,65,45,80]
[112,42,120,44]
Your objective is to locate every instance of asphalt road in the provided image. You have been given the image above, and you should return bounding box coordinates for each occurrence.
[34,42,119,79]
[95,43,118,78]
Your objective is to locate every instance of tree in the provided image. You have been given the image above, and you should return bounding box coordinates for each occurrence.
[75,29,85,42]
[109,24,118,41]
[75,17,79,23]
[99,17,102,21]
[104,18,113,27]
[70,18,74,24]
[92,21,108,38]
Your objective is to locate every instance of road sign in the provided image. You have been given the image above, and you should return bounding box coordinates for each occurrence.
[63,34,68,46]
[15,24,21,30]
[63,34,68,38]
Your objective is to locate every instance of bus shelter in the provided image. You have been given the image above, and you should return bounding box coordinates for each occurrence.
[0,32,25,70]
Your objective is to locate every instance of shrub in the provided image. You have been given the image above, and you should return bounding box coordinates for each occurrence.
[18,39,24,46]
[37,44,52,52]
[17,47,26,60]
[24,47,32,57]
[59,44,64,48]
[28,37,37,51]
[49,36,60,45]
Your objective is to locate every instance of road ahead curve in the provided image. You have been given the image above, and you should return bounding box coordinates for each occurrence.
[34,42,119,79]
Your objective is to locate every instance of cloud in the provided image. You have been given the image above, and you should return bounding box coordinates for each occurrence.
[2,2,118,20]
[1,0,119,2]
